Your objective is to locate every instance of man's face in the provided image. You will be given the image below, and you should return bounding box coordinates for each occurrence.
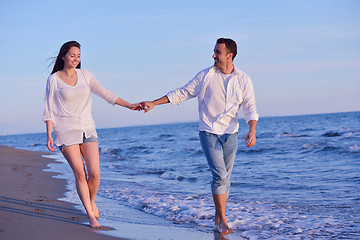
[213,43,231,68]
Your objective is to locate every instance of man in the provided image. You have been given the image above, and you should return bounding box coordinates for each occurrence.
[141,38,258,235]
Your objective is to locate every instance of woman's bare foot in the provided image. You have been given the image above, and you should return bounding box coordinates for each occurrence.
[92,202,100,220]
[89,216,102,228]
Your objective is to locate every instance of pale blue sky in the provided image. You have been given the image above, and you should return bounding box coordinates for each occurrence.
[0,0,359,135]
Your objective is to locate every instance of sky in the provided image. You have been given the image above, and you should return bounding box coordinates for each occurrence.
[0,0,359,135]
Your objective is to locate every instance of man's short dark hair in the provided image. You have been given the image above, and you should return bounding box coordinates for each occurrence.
[216,38,237,60]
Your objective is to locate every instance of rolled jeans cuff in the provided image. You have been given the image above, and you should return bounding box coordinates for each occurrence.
[212,178,230,195]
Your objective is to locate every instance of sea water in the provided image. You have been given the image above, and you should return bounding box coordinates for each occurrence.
[1,111,359,239]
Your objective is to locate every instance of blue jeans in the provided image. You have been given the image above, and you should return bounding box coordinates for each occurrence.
[199,131,238,195]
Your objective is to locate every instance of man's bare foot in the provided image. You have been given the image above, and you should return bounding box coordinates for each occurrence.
[214,222,232,236]
[89,216,102,228]
[92,202,100,220]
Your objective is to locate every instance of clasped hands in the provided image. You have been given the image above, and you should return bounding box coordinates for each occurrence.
[131,101,155,113]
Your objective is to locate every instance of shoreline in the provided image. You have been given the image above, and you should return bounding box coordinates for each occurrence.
[0,146,123,240]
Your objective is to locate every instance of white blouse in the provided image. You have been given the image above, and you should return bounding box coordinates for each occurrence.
[43,69,118,146]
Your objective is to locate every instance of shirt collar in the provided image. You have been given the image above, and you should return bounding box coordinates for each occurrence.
[212,65,242,76]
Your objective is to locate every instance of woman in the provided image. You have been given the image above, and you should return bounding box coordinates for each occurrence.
[43,41,140,228]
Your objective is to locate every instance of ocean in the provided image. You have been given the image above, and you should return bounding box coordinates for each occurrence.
[1,111,359,239]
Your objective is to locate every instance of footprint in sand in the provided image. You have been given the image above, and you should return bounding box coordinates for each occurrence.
[34,208,44,213]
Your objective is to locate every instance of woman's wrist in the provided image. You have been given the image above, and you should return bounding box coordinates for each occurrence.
[126,102,133,109]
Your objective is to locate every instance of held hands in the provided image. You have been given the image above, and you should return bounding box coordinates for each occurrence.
[132,101,156,113]
[115,97,144,111]
[128,102,143,111]
[141,101,155,113]
[133,96,169,112]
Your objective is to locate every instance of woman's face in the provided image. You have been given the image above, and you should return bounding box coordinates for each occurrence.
[62,46,80,69]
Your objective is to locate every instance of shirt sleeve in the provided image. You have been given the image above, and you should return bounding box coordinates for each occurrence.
[85,70,119,105]
[241,74,259,123]
[166,71,205,106]
[43,76,54,123]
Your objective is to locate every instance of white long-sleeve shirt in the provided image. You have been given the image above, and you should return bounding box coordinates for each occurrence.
[43,69,118,146]
[167,66,259,135]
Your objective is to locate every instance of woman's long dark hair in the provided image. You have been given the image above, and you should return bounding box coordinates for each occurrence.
[51,41,81,74]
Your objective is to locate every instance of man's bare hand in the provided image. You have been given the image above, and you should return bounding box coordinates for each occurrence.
[245,130,256,147]
[140,101,156,113]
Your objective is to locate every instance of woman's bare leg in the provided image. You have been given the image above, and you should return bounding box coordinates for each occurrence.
[80,142,100,219]
[61,145,101,228]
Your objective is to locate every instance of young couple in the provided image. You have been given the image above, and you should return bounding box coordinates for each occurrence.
[44,38,258,236]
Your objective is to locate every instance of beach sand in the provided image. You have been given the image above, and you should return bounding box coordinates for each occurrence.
[0,146,123,240]
[0,146,233,240]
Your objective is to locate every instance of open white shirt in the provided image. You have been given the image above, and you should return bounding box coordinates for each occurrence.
[43,69,118,146]
[167,66,259,135]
